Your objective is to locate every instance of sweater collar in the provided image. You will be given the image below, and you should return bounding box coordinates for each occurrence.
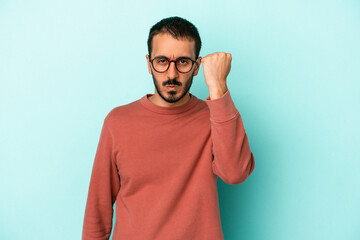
[140,93,198,115]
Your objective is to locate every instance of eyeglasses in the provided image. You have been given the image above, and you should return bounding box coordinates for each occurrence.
[149,56,197,73]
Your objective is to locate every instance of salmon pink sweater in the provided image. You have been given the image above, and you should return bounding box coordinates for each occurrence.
[82,90,255,240]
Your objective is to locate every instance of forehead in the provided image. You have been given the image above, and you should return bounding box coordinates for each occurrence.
[151,33,196,59]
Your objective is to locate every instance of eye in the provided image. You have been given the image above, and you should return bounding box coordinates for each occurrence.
[178,58,191,65]
[156,58,168,65]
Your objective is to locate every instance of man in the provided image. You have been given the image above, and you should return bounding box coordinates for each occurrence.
[82,16,255,240]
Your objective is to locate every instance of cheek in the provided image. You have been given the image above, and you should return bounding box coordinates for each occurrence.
[153,74,165,85]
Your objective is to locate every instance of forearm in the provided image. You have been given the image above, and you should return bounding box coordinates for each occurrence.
[206,89,255,184]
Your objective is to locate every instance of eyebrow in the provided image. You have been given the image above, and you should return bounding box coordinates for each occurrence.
[153,55,193,60]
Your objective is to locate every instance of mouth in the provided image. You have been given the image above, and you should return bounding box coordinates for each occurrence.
[166,85,178,89]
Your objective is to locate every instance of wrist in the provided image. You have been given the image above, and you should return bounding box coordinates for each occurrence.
[208,85,228,100]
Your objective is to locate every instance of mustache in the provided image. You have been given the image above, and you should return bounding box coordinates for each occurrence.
[163,79,182,86]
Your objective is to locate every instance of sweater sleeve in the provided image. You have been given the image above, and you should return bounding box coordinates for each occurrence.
[82,116,121,240]
[205,89,255,184]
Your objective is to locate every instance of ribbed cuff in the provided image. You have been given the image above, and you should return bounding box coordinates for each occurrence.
[205,89,239,122]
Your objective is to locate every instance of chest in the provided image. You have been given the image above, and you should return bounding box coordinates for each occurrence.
[113,112,212,186]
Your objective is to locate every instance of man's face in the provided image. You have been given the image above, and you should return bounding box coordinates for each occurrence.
[146,33,201,103]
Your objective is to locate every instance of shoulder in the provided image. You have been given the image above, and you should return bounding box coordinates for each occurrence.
[103,97,143,126]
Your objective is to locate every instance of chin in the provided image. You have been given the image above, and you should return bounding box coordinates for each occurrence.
[162,90,185,103]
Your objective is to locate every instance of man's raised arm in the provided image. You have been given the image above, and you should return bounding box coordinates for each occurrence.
[201,52,255,184]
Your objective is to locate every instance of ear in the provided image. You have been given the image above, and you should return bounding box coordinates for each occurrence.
[192,57,202,76]
[146,54,152,75]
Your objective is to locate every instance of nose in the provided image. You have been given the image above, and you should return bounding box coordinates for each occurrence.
[167,61,179,79]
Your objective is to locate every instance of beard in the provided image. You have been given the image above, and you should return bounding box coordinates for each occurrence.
[151,72,194,103]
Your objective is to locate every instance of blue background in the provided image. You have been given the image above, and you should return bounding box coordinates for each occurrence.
[1,0,359,239]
